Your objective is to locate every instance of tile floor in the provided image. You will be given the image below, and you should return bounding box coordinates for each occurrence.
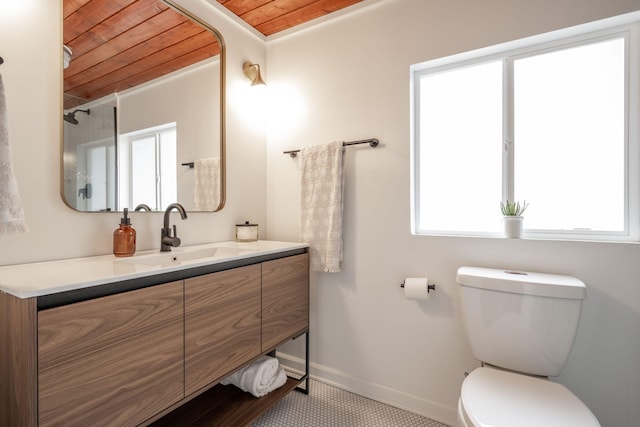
[251,379,451,427]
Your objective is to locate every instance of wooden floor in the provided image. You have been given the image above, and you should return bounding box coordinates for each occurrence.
[149,378,301,427]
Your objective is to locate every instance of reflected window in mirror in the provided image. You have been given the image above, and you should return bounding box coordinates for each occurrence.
[119,123,177,211]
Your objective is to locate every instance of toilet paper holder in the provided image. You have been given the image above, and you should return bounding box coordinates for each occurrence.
[400,280,436,293]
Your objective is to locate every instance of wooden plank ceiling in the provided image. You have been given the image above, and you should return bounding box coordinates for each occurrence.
[63,0,364,110]
[217,0,365,36]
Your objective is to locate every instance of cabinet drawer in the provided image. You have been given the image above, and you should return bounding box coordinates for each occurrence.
[185,264,262,396]
[262,253,310,351]
[38,281,184,427]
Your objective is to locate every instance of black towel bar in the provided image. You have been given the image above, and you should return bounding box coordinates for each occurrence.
[283,138,379,158]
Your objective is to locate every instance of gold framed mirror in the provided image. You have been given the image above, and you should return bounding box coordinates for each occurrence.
[61,0,225,212]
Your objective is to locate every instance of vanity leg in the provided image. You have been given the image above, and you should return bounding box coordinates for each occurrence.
[294,331,310,395]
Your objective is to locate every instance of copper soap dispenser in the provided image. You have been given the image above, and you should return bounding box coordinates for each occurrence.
[113,208,136,257]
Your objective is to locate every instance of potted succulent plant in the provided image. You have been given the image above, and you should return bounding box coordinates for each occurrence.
[500,200,529,238]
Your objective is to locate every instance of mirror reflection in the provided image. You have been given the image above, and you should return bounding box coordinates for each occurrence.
[61,0,225,212]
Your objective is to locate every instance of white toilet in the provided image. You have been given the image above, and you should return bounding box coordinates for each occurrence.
[456,266,601,427]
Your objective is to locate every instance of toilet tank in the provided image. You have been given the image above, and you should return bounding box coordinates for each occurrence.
[456,266,586,377]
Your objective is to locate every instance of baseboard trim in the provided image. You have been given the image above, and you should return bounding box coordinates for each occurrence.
[277,353,457,426]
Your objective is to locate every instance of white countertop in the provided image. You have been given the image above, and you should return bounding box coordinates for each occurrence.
[0,240,308,299]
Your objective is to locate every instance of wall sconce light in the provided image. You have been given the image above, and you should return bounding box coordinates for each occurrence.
[243,61,266,86]
[63,45,72,69]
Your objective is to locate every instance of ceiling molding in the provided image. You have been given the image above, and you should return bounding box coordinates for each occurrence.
[265,0,389,43]
[201,0,267,42]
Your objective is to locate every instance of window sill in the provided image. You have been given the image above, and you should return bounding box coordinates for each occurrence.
[413,231,640,244]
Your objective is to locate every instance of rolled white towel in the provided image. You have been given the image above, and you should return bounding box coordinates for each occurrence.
[221,356,287,397]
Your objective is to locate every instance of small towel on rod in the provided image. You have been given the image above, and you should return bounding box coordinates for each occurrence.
[300,141,344,272]
[193,157,220,210]
[0,73,28,235]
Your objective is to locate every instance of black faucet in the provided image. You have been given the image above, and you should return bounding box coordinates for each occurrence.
[134,203,152,212]
[161,203,188,251]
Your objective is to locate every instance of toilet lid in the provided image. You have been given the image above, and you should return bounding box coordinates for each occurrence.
[461,367,600,427]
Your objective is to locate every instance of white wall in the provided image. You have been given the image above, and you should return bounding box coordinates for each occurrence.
[265,0,640,425]
[0,0,268,265]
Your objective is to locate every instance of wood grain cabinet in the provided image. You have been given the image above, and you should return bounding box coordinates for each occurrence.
[185,264,262,396]
[0,250,309,427]
[262,253,309,351]
[37,281,184,427]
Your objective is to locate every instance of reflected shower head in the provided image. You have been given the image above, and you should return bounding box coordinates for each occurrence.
[63,108,90,125]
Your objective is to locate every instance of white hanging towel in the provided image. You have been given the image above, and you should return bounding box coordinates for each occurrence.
[193,157,220,210]
[0,73,28,235]
[220,355,287,398]
[300,141,344,272]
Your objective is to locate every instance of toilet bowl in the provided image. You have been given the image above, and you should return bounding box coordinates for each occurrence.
[456,267,600,427]
[457,367,599,427]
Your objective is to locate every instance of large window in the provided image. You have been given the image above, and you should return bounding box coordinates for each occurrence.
[412,21,638,241]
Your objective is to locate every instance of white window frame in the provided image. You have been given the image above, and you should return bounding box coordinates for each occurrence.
[410,13,640,242]
[118,123,177,211]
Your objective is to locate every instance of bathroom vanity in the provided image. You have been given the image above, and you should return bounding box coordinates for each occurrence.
[0,241,309,427]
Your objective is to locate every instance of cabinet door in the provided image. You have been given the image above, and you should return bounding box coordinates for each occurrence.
[185,264,262,396]
[38,281,184,427]
[262,253,309,351]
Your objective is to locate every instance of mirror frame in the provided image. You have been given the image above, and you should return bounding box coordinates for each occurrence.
[60,0,226,212]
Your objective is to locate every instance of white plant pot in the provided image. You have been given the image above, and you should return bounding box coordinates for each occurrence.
[503,216,524,238]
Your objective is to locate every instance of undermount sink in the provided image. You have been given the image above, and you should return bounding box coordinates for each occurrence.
[117,246,251,266]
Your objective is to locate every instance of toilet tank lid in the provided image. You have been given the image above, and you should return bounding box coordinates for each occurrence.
[456,266,586,299]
